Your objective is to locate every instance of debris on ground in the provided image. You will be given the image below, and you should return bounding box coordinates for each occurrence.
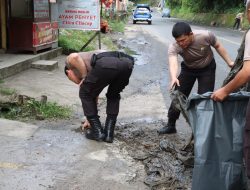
[115,121,193,190]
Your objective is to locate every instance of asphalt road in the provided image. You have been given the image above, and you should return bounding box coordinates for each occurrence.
[142,10,244,90]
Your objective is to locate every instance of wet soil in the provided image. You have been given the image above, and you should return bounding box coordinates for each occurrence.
[28,114,193,190]
[115,121,193,190]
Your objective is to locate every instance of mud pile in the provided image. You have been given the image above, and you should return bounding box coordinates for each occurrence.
[116,121,194,190]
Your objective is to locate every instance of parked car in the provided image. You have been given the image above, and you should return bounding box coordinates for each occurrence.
[133,4,152,25]
[162,8,171,18]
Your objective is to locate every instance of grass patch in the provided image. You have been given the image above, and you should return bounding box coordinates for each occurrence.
[59,30,97,53]
[108,19,126,33]
[0,87,16,96]
[101,35,119,50]
[58,18,128,53]
[124,47,137,56]
[1,99,72,121]
[0,81,16,96]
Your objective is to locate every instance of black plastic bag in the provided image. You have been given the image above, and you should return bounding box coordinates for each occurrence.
[187,91,250,190]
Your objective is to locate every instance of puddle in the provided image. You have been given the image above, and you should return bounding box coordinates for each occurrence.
[85,149,109,162]
[133,117,155,123]
[130,37,149,45]
[73,126,84,134]
[134,55,148,66]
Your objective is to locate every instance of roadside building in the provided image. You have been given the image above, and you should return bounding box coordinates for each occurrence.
[0,0,59,54]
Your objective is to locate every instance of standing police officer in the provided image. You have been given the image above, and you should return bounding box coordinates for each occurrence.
[158,22,234,134]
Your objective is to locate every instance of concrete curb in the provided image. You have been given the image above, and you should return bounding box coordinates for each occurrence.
[0,47,63,80]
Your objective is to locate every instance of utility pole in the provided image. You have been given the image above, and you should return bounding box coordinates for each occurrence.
[161,0,165,10]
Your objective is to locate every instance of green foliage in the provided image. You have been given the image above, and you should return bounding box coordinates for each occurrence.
[101,35,119,51]
[167,0,181,8]
[0,87,16,96]
[124,47,137,56]
[59,30,96,53]
[168,0,245,13]
[133,0,157,6]
[0,81,71,122]
[169,0,248,29]
[30,101,71,119]
[0,81,16,96]
[108,19,126,33]
[58,18,127,53]
[1,99,72,121]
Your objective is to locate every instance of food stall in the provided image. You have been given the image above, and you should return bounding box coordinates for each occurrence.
[9,0,58,54]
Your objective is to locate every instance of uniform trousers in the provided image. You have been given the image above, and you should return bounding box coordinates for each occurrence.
[79,53,134,117]
[168,59,216,122]
[244,100,250,178]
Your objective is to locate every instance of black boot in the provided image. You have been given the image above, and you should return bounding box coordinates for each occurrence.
[158,120,176,134]
[104,115,117,143]
[86,116,105,141]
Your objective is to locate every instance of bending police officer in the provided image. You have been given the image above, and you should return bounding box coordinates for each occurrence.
[65,50,134,143]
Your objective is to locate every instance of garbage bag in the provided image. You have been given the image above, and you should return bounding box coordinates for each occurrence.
[244,100,250,178]
[187,91,250,190]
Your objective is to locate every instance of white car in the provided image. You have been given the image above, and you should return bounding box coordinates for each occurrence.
[133,4,152,25]
[162,8,171,18]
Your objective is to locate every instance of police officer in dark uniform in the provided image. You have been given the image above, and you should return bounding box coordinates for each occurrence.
[65,50,134,143]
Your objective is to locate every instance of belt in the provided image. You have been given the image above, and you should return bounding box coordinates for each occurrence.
[91,51,134,67]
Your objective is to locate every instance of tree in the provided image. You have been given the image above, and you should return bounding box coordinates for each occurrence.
[168,0,245,13]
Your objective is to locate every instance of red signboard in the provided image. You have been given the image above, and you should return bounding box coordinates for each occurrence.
[32,22,58,47]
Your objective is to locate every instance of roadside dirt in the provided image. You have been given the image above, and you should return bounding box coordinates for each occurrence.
[1,24,193,189]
